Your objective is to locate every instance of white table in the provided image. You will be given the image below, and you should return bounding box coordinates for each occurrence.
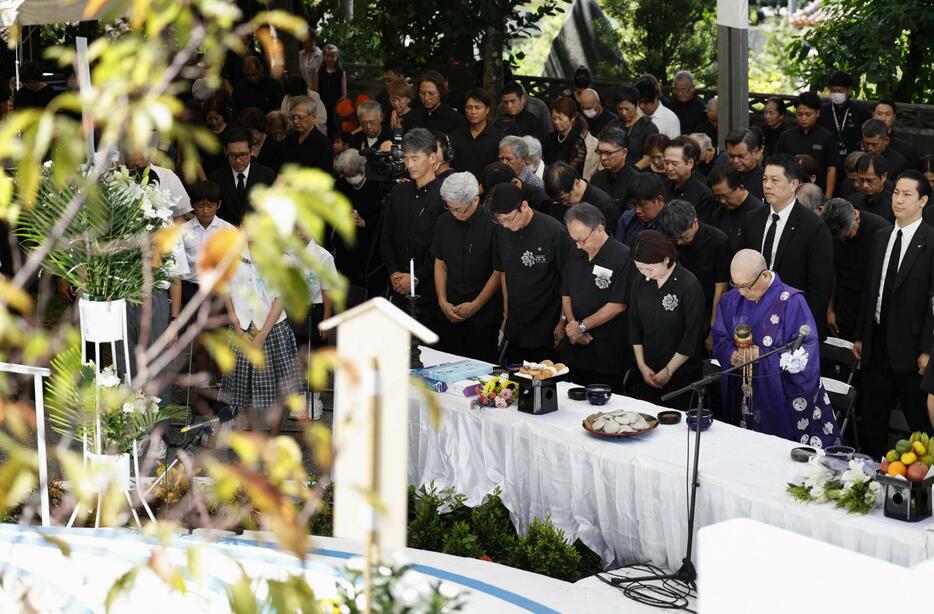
[409,347,934,571]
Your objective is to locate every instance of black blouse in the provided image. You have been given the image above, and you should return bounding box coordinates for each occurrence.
[560,237,632,371]
[629,263,705,371]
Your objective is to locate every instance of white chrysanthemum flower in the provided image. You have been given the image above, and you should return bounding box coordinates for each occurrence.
[97,366,121,388]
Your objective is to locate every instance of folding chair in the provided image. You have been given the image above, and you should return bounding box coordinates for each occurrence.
[820,337,859,447]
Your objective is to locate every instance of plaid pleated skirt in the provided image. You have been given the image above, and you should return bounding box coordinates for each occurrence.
[220,319,306,409]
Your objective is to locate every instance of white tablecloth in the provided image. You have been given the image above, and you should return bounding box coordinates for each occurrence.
[408,347,934,570]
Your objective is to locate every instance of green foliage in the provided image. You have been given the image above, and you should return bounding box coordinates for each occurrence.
[307,475,334,537]
[441,521,484,559]
[408,483,447,552]
[470,487,518,564]
[314,0,568,77]
[787,0,934,102]
[601,0,717,84]
[337,560,467,614]
[749,16,802,94]
[513,515,581,582]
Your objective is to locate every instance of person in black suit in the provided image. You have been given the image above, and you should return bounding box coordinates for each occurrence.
[349,100,392,151]
[208,128,276,226]
[663,136,716,222]
[544,162,619,235]
[740,154,834,338]
[281,96,333,174]
[854,171,934,457]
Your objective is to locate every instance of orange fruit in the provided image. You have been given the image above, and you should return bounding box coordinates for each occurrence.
[197,227,244,288]
[887,460,907,477]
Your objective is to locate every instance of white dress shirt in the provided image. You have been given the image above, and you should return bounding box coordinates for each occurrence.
[647,103,681,139]
[228,246,287,330]
[180,215,236,282]
[232,164,251,186]
[874,216,923,323]
[761,199,796,268]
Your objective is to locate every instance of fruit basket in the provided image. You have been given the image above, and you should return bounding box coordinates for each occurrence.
[876,432,934,522]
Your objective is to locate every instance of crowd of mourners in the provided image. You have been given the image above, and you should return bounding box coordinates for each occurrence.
[12,32,934,455]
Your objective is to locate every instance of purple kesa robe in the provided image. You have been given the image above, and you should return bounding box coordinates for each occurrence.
[712,274,841,448]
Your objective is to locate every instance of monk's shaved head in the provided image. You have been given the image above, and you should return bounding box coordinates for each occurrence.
[732,249,767,276]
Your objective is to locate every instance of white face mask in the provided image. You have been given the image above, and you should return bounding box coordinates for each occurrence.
[583,108,597,118]
[829,92,847,106]
[346,175,365,186]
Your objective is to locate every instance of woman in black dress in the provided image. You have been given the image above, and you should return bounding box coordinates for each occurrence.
[332,148,388,301]
[628,230,705,410]
[543,96,587,175]
[312,44,347,137]
[199,95,233,177]
[761,97,788,158]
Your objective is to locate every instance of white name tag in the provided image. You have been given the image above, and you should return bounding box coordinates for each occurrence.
[593,264,613,278]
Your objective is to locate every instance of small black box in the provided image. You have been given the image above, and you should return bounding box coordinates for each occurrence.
[516,376,559,415]
[876,473,934,522]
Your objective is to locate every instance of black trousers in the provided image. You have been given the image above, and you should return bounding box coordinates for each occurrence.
[435,317,499,364]
[861,324,927,458]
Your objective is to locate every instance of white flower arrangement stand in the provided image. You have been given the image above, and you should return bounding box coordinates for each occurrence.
[66,298,155,529]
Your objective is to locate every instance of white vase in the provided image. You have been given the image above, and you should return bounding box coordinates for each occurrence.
[78,298,128,343]
[87,452,131,492]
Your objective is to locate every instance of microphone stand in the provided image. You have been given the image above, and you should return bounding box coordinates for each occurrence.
[611,333,807,588]
[141,417,218,498]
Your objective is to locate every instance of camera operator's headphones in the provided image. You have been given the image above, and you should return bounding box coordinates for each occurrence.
[436,131,455,164]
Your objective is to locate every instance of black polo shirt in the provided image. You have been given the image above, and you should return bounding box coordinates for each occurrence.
[402,104,467,135]
[676,223,732,325]
[586,109,619,138]
[451,123,504,180]
[668,96,707,134]
[774,125,842,191]
[560,236,631,371]
[668,175,716,223]
[850,186,894,221]
[709,193,765,253]
[882,146,907,178]
[739,166,764,200]
[493,211,569,348]
[379,178,444,310]
[629,263,706,371]
[817,101,870,157]
[496,109,544,141]
[282,130,333,173]
[550,183,619,235]
[590,164,639,216]
[891,133,921,171]
[431,206,501,327]
[832,209,890,337]
[609,116,658,163]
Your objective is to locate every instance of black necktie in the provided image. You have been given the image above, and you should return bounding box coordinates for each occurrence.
[881,229,903,317]
[762,213,780,268]
[236,173,246,203]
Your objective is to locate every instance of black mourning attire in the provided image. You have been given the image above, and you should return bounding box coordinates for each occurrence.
[739,166,765,200]
[891,133,921,171]
[495,109,544,141]
[208,163,277,226]
[549,183,619,236]
[668,175,716,223]
[830,209,890,340]
[334,178,388,298]
[608,116,658,164]
[493,212,569,363]
[668,96,707,134]
[232,76,284,114]
[709,193,765,253]
[774,125,842,192]
[561,237,632,391]
[817,100,870,157]
[850,184,894,222]
[451,123,505,181]
[676,223,732,328]
[542,128,582,166]
[349,129,393,152]
[379,178,445,323]
[628,263,705,409]
[14,85,56,109]
[282,129,333,173]
[882,147,908,178]
[590,164,639,216]
[255,138,285,174]
[402,104,468,135]
[585,109,618,138]
[431,206,502,363]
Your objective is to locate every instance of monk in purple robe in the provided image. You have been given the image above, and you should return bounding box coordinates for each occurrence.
[712,249,841,448]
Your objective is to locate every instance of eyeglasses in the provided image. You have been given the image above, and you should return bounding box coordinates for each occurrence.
[444,201,472,213]
[730,269,766,290]
[494,209,521,226]
[597,148,624,159]
[571,226,596,246]
[288,113,312,121]
[227,152,251,160]
[712,186,737,201]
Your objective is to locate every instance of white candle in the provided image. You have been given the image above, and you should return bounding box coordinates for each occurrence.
[409,258,415,297]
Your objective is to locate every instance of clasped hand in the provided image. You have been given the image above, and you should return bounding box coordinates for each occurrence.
[730,345,759,366]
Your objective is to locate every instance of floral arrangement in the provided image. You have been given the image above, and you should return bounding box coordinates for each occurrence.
[787,457,882,515]
[47,347,184,455]
[478,375,517,408]
[780,347,809,374]
[332,556,466,613]
[17,163,179,303]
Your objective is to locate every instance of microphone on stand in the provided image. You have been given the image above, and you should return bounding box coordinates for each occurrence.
[180,405,236,434]
[792,324,810,351]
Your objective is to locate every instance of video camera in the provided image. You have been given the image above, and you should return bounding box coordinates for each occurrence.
[363,130,405,182]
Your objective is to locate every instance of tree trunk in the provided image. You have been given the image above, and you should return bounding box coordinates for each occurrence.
[895,28,923,102]
[481,20,505,104]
